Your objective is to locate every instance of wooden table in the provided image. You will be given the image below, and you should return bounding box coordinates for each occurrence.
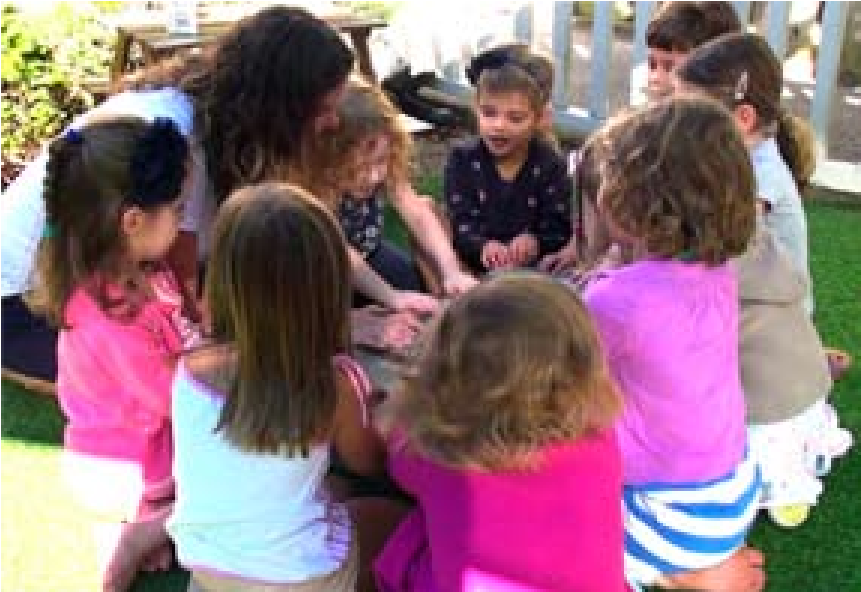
[109,14,387,83]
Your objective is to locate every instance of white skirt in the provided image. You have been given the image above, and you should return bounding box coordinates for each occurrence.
[61,450,143,521]
[748,398,853,507]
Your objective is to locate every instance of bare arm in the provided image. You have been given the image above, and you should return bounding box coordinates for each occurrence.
[349,245,439,313]
[390,182,477,295]
[332,370,387,477]
[350,245,398,306]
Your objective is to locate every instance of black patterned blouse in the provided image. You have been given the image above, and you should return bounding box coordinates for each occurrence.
[443,136,573,272]
[337,188,386,257]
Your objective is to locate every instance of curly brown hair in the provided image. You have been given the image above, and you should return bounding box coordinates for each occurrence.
[303,77,413,208]
[181,5,354,205]
[597,96,756,265]
[396,273,620,471]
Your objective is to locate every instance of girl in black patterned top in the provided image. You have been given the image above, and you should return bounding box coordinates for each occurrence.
[311,79,477,312]
[445,44,573,274]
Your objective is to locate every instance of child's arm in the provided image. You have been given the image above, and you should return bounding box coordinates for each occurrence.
[389,182,477,295]
[444,147,491,272]
[332,358,387,476]
[348,245,439,313]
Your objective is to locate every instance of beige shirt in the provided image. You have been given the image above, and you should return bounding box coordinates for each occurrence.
[735,226,831,424]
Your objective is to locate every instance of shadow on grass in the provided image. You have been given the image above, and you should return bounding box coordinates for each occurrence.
[1,379,64,445]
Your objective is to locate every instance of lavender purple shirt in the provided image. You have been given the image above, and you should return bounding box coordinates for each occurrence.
[584,260,747,486]
[375,431,627,591]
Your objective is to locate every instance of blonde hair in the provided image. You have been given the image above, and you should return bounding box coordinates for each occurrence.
[397,273,620,471]
[305,77,413,207]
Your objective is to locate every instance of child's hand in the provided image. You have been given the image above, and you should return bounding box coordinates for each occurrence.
[442,270,478,296]
[481,240,511,270]
[389,290,439,314]
[538,242,578,274]
[352,306,423,351]
[509,233,539,267]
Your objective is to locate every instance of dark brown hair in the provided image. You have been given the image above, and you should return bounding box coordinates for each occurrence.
[119,6,354,205]
[397,273,620,470]
[304,77,413,207]
[204,182,351,455]
[647,1,742,52]
[676,32,814,191]
[598,96,756,264]
[470,43,554,111]
[31,115,189,326]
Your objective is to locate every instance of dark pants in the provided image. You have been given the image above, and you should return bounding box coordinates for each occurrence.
[1,295,57,382]
[353,240,425,308]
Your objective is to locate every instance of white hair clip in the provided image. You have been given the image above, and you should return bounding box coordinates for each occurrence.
[734,71,749,102]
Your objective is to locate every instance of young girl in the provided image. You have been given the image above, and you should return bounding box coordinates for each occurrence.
[167,183,385,590]
[734,225,853,527]
[675,31,853,378]
[675,33,854,525]
[310,77,476,310]
[444,44,573,274]
[28,115,195,590]
[584,97,765,591]
[374,273,627,591]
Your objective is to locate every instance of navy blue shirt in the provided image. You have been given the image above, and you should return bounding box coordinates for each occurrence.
[337,188,386,257]
[444,137,573,272]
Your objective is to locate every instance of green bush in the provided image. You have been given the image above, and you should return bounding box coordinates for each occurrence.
[1,4,112,176]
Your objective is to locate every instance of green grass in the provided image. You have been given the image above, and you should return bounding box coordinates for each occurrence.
[3,199,859,591]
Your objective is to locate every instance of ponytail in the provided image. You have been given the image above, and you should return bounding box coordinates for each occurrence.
[776,112,817,194]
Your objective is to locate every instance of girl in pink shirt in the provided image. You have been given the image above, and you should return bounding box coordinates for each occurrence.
[583,97,764,591]
[375,273,627,591]
[28,115,195,590]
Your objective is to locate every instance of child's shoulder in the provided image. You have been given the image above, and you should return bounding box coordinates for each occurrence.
[183,343,236,393]
[526,138,569,177]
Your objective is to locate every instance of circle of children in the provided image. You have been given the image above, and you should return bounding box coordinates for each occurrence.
[0,3,854,592]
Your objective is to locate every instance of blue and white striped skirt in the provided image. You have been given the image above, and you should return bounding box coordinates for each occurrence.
[623,454,761,586]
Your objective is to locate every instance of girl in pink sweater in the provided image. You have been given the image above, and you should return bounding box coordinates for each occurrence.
[29,115,195,590]
[375,273,627,591]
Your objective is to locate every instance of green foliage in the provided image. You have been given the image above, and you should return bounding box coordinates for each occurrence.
[346,1,402,22]
[1,3,112,164]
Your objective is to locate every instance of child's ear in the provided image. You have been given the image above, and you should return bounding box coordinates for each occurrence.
[120,206,146,238]
[733,103,759,137]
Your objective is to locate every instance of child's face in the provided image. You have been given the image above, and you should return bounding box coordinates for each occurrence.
[125,196,187,264]
[476,91,540,159]
[344,133,391,200]
[647,47,688,102]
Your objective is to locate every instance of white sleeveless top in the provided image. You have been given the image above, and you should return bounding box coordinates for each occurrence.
[167,358,369,584]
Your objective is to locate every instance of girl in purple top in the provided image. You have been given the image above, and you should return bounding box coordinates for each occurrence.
[583,97,765,591]
[374,273,627,591]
